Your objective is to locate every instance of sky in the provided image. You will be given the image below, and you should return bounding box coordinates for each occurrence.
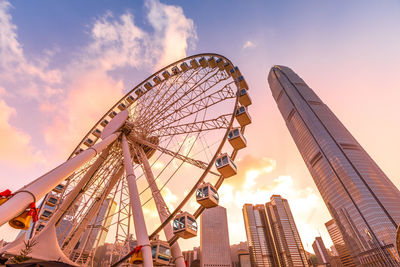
[1,0,400,254]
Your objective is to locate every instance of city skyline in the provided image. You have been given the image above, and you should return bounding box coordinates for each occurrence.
[0,0,400,257]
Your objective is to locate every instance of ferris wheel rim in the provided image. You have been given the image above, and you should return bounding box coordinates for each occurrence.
[34,53,249,264]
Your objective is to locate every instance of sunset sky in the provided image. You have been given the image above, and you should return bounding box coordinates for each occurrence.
[1,0,400,253]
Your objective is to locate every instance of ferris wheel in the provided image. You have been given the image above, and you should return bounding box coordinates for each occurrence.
[0,53,252,266]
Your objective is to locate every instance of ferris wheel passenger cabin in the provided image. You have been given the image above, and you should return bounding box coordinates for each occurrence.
[84,138,94,147]
[45,195,59,207]
[162,70,170,79]
[196,183,219,208]
[173,212,198,239]
[207,57,217,68]
[215,153,237,178]
[92,129,102,138]
[171,66,180,75]
[180,62,189,71]
[136,87,145,96]
[126,95,135,103]
[108,111,117,118]
[117,103,126,111]
[228,128,247,150]
[235,106,251,127]
[238,88,252,107]
[190,59,199,69]
[153,76,161,85]
[199,57,207,68]
[151,239,171,265]
[216,58,224,70]
[236,76,248,90]
[224,63,233,75]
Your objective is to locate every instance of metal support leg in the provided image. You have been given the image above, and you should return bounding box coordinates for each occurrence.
[137,146,186,267]
[121,135,153,267]
[0,133,119,228]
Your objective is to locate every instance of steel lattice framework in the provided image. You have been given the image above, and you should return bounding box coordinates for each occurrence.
[0,53,251,267]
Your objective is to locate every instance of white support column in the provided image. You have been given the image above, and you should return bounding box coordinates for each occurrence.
[137,147,186,267]
[0,132,119,228]
[121,135,153,267]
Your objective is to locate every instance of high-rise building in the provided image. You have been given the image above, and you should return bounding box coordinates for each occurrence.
[325,219,356,267]
[231,242,249,267]
[71,198,117,263]
[312,236,330,266]
[238,250,251,267]
[200,206,232,267]
[242,195,308,266]
[268,65,400,266]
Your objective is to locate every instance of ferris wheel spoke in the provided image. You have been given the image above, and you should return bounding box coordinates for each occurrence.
[143,68,222,128]
[151,82,236,130]
[153,114,232,137]
[62,165,124,255]
[138,68,204,125]
[128,135,219,176]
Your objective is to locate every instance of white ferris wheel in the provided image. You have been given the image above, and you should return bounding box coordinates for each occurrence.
[0,53,252,266]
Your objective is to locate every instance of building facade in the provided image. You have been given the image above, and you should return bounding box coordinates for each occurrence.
[243,195,308,266]
[325,219,356,267]
[312,236,330,266]
[200,206,232,267]
[268,65,400,266]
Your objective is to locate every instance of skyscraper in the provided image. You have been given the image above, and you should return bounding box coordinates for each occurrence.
[200,206,232,267]
[325,219,356,267]
[71,198,117,263]
[268,65,400,266]
[312,236,330,266]
[243,195,308,266]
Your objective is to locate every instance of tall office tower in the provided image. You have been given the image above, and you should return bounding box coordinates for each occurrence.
[200,206,232,267]
[325,219,356,267]
[265,195,309,266]
[242,195,308,267]
[268,65,400,266]
[312,236,331,266]
[71,198,117,263]
[243,204,274,266]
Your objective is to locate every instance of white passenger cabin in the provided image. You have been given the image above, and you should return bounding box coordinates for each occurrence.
[236,76,248,90]
[199,57,207,68]
[45,195,59,207]
[126,95,135,103]
[151,239,171,265]
[235,106,251,127]
[207,57,217,68]
[180,62,189,71]
[162,70,171,79]
[228,128,247,150]
[196,183,219,208]
[215,153,237,178]
[190,59,199,69]
[173,212,198,239]
[238,88,252,107]
[216,58,224,70]
[117,103,126,111]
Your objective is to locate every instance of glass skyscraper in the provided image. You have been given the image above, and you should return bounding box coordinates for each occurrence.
[243,195,308,267]
[268,65,400,266]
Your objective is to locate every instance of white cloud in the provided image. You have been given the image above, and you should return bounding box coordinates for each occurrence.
[0,98,44,166]
[40,0,197,157]
[0,1,61,100]
[242,40,256,49]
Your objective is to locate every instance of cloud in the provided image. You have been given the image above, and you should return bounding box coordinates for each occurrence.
[224,154,276,189]
[217,154,330,251]
[41,0,197,158]
[0,98,44,166]
[0,1,61,100]
[242,40,256,49]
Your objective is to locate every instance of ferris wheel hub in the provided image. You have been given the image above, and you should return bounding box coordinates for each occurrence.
[101,109,129,139]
